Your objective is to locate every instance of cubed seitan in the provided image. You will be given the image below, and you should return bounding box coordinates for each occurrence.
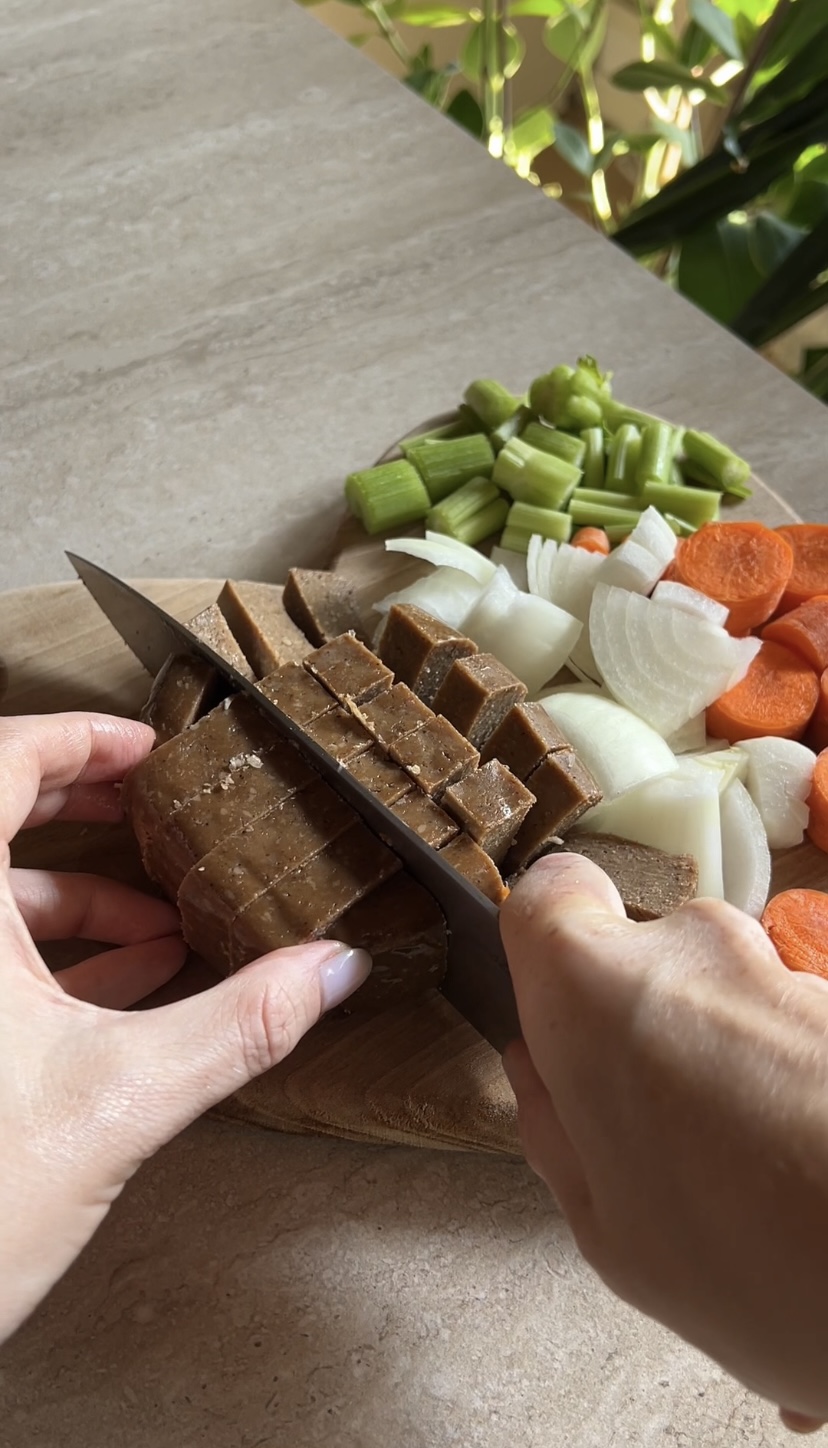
[432,654,527,750]
[390,790,458,849]
[389,715,479,798]
[187,603,254,680]
[441,759,535,865]
[332,876,447,1010]
[229,824,400,969]
[439,833,508,906]
[305,633,393,705]
[303,706,373,763]
[505,752,602,871]
[345,747,414,805]
[218,580,311,676]
[257,662,337,727]
[544,832,699,921]
[141,654,224,745]
[178,780,356,970]
[480,702,572,781]
[376,604,478,706]
[353,682,432,750]
[283,568,370,648]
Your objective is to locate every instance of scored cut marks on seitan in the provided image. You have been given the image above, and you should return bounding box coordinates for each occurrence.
[305,632,393,705]
[352,682,432,751]
[441,759,535,866]
[389,714,480,798]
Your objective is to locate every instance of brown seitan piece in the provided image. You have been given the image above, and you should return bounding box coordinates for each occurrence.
[333,876,447,1010]
[229,824,399,969]
[345,747,413,806]
[505,752,602,871]
[218,580,311,676]
[480,702,572,781]
[376,604,478,706]
[178,780,356,970]
[390,790,458,849]
[283,568,370,648]
[389,715,479,798]
[305,633,393,706]
[432,654,527,750]
[545,832,699,921]
[303,706,373,763]
[187,603,254,679]
[354,682,432,750]
[140,654,224,745]
[441,759,535,865]
[257,662,337,727]
[440,833,508,906]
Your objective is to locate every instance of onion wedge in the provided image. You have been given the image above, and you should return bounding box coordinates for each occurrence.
[463,568,582,694]
[597,538,665,596]
[651,580,729,628]
[374,565,482,629]
[719,779,771,918]
[538,691,676,799]
[739,736,816,849]
[627,506,676,572]
[490,546,528,591]
[385,533,496,586]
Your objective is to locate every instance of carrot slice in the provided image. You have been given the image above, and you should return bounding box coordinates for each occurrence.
[762,595,828,672]
[775,525,828,614]
[807,748,828,853]
[673,521,793,635]
[706,640,819,743]
[762,889,828,978]
[571,526,610,555]
[806,669,828,755]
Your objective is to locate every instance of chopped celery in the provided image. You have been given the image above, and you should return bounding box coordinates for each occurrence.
[432,496,509,546]
[606,424,641,491]
[604,523,637,544]
[664,513,699,538]
[528,357,612,430]
[399,416,470,452]
[572,487,643,511]
[569,500,643,530]
[499,525,533,554]
[581,427,605,490]
[493,437,580,510]
[345,460,430,535]
[428,477,508,544]
[490,403,534,453]
[681,455,753,500]
[464,380,523,432]
[505,501,573,543]
[405,434,495,503]
[641,480,721,527]
[683,430,751,492]
[636,422,676,489]
[520,422,586,468]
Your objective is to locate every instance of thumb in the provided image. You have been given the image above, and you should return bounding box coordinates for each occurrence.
[110,939,372,1164]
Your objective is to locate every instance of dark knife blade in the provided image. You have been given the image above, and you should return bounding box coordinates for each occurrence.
[66,553,520,1052]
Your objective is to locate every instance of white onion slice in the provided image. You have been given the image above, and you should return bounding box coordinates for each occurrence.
[538,691,676,800]
[652,580,729,629]
[385,533,496,585]
[739,736,816,848]
[538,539,558,603]
[666,713,707,755]
[597,538,665,596]
[374,565,482,629]
[463,569,582,694]
[627,506,676,571]
[527,533,544,597]
[548,544,605,619]
[490,546,528,591]
[574,766,723,899]
[719,778,771,918]
[589,585,762,738]
[687,746,747,793]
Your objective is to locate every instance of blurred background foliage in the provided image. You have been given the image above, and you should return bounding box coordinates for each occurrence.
[298,0,828,401]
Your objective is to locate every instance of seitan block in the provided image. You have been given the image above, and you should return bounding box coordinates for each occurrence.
[332,876,447,1010]
[376,604,478,706]
[440,834,508,906]
[480,702,572,781]
[345,747,413,806]
[283,568,369,648]
[441,759,535,864]
[432,654,527,750]
[505,751,602,871]
[140,654,223,745]
[305,633,394,705]
[178,780,356,969]
[218,580,311,676]
[389,715,479,798]
[229,824,399,969]
[187,603,254,679]
[391,790,458,849]
[354,682,432,750]
[303,706,373,763]
[545,832,699,921]
[257,662,337,727]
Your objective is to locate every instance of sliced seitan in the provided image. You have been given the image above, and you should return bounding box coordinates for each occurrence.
[187,603,254,679]
[283,568,370,648]
[218,580,312,676]
[545,832,699,921]
[345,747,414,806]
[505,751,602,871]
[389,715,479,798]
[353,682,432,750]
[305,632,394,705]
[140,654,224,745]
[439,833,508,906]
[441,759,535,865]
[432,653,527,750]
[302,706,373,763]
[376,604,478,707]
[257,662,337,727]
[480,701,572,781]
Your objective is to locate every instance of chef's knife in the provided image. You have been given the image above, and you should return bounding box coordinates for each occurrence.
[66,554,521,1052]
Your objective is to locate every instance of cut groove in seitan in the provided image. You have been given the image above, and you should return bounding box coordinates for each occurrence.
[352,682,432,751]
[432,654,527,750]
[376,604,478,707]
[505,751,603,871]
[480,701,572,781]
[304,633,393,705]
[441,759,535,865]
[389,715,480,798]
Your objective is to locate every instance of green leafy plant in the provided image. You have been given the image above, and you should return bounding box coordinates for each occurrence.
[299,0,828,397]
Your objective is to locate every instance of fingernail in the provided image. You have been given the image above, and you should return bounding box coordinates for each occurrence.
[318,945,373,1012]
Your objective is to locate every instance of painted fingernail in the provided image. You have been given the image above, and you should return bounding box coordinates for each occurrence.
[318,945,373,1012]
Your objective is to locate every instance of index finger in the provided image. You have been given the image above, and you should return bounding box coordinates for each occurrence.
[0,713,154,843]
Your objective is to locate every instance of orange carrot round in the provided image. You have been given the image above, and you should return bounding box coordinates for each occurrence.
[762,595,828,672]
[706,640,819,743]
[673,521,793,635]
[775,525,828,614]
[571,526,610,555]
[761,889,828,978]
[806,669,828,755]
[807,749,828,854]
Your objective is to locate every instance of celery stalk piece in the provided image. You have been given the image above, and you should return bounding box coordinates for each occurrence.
[606,424,642,491]
[664,514,699,538]
[569,500,643,530]
[405,434,495,504]
[520,422,586,468]
[493,437,581,510]
[681,455,753,500]
[399,417,471,454]
[505,501,573,543]
[641,480,721,527]
[604,522,638,544]
[528,358,611,431]
[499,525,533,555]
[581,427,605,490]
[345,460,431,535]
[429,496,509,547]
[428,476,501,531]
[604,402,670,433]
[636,422,677,490]
[490,404,534,453]
[464,380,523,432]
[683,430,751,492]
[670,459,684,488]
[572,487,643,511]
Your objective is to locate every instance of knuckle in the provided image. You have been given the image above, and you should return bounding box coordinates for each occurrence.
[235,979,304,1077]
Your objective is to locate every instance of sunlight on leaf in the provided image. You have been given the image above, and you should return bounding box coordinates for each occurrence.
[554,120,595,176]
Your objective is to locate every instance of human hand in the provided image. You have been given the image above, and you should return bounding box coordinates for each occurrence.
[0,712,371,1344]
[501,854,828,1433]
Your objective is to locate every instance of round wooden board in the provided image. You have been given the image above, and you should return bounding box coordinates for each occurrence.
[1,577,519,1157]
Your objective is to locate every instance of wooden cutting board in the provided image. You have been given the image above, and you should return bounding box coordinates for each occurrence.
[3,465,826,1156]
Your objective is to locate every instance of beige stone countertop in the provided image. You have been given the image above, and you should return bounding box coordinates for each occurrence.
[2,1,827,1445]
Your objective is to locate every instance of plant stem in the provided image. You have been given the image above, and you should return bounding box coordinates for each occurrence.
[365,0,414,70]
[482,0,507,158]
[579,65,613,229]
[706,0,794,151]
